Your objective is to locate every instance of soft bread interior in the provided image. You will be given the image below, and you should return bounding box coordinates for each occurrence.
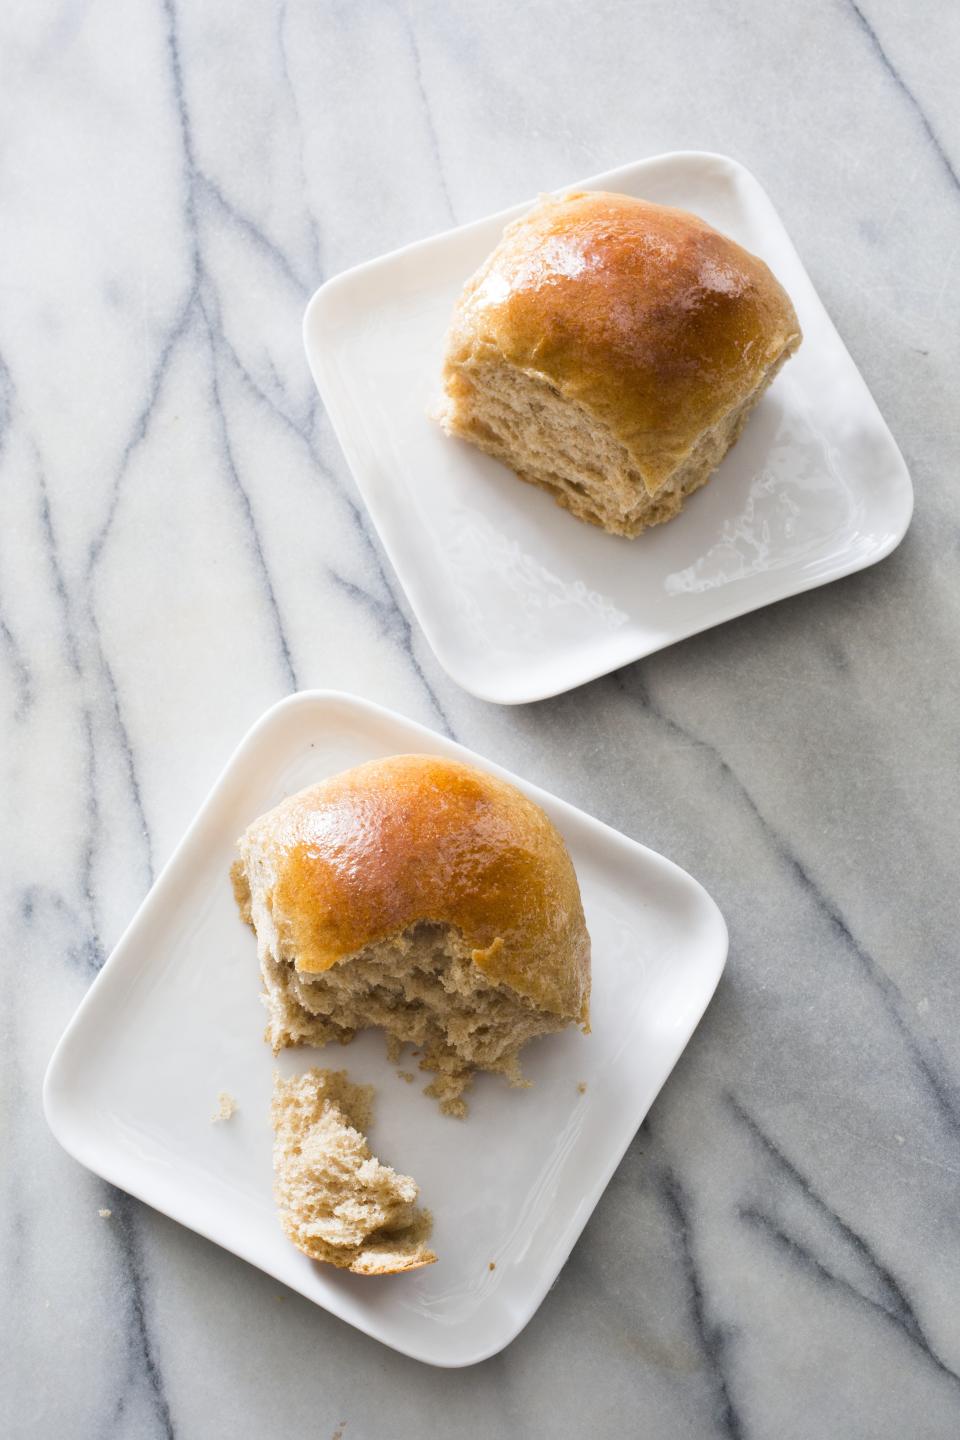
[266,921,566,1117]
[441,342,797,537]
[233,836,575,1118]
[271,1068,436,1275]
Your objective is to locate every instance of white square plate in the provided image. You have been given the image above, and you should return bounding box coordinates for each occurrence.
[304,152,912,705]
[44,691,727,1367]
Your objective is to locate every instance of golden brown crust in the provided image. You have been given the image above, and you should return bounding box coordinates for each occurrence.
[239,755,590,1024]
[442,190,802,493]
[346,1248,436,1277]
[332,1241,435,1275]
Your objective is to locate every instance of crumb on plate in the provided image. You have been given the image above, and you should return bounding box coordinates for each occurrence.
[98,1208,112,1219]
[213,1091,237,1122]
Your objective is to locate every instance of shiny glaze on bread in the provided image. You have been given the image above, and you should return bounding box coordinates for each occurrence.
[240,754,591,1025]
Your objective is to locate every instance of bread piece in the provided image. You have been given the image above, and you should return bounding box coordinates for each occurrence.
[272,1068,436,1275]
[233,754,591,1116]
[438,190,802,537]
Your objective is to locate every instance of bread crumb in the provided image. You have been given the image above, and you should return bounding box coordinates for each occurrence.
[397,1070,415,1084]
[488,1261,496,1271]
[273,1069,436,1274]
[98,1208,112,1219]
[213,1091,237,1122]
[577,1081,587,1095]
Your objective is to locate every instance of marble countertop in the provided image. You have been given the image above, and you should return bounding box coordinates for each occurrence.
[4,0,960,1435]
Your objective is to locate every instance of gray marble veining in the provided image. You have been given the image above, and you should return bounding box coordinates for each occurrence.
[2,0,959,1435]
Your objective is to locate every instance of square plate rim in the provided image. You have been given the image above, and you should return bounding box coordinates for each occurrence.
[302,150,914,706]
[43,688,728,1366]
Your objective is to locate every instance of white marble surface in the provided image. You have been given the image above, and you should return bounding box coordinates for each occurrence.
[2,0,959,1434]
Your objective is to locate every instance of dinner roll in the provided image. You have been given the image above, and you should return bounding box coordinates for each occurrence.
[233,754,591,1116]
[272,1068,436,1275]
[438,190,802,536]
